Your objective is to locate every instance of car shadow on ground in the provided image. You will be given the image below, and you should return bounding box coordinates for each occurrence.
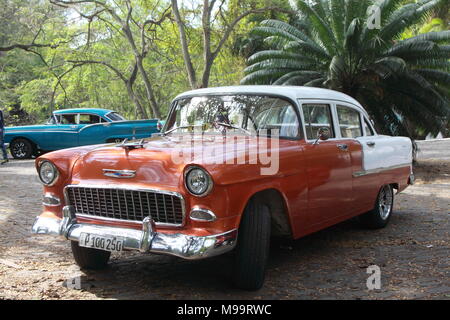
[68,218,370,299]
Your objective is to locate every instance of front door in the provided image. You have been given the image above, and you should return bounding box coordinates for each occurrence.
[300,102,353,226]
[43,113,80,150]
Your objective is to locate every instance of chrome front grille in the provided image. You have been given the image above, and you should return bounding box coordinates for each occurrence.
[65,186,184,226]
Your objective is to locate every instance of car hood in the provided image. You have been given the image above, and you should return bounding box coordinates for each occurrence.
[69,135,300,188]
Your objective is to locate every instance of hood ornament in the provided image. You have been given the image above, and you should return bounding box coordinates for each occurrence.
[119,138,146,149]
[103,169,136,179]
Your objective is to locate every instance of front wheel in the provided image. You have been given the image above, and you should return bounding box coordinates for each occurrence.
[71,241,111,270]
[359,184,394,229]
[232,200,271,290]
[10,138,34,159]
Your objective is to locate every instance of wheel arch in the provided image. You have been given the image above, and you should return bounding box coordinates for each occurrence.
[9,136,39,150]
[241,188,293,238]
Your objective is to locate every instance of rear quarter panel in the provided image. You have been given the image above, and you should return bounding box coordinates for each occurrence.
[356,135,412,171]
[77,120,159,145]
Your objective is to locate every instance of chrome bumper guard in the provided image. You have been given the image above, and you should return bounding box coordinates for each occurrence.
[408,172,415,185]
[32,206,237,260]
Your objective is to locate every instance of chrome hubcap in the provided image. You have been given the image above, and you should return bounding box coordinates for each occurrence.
[378,185,393,220]
[12,142,27,158]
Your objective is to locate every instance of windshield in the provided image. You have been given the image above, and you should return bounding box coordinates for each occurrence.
[46,115,57,125]
[165,95,300,138]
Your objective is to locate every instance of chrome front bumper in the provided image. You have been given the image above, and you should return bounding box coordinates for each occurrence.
[32,206,237,260]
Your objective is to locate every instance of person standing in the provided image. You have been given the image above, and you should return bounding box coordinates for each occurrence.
[0,108,8,165]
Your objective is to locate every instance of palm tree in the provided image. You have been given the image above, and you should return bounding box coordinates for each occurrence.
[241,0,450,138]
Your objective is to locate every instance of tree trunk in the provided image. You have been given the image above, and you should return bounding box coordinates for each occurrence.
[201,59,213,88]
[172,0,197,89]
[122,25,161,119]
[126,81,146,119]
[135,57,161,118]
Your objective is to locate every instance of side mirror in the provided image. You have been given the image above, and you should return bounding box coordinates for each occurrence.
[314,127,330,144]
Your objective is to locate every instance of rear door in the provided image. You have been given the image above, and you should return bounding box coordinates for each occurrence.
[299,101,354,225]
[336,103,382,214]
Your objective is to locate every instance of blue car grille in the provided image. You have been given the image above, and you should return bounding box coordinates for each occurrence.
[65,186,184,226]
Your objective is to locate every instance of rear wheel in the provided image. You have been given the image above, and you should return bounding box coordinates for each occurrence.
[232,199,271,290]
[10,138,35,159]
[359,184,394,229]
[71,241,111,270]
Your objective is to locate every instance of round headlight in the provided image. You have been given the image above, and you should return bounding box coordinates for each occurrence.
[39,161,59,186]
[185,166,213,197]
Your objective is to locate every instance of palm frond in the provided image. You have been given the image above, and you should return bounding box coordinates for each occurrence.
[330,0,346,45]
[273,70,323,85]
[295,0,338,55]
[379,0,442,43]
[243,0,450,137]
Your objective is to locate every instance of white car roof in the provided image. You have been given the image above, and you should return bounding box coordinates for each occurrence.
[174,85,368,116]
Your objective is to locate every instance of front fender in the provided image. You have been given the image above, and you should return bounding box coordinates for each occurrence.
[4,131,39,147]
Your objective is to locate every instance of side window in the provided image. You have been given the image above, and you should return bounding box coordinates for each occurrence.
[336,105,362,138]
[363,118,375,136]
[302,104,335,140]
[254,102,300,138]
[79,114,101,124]
[60,114,77,124]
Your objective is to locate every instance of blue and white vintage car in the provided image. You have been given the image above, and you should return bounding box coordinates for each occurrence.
[4,108,162,159]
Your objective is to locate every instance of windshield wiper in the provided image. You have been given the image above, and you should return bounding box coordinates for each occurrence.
[163,124,204,135]
[215,122,251,135]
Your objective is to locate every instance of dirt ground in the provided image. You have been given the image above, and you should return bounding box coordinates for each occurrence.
[0,140,448,300]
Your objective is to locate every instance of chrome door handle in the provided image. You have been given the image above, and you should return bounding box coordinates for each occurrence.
[337,143,348,151]
[366,141,376,147]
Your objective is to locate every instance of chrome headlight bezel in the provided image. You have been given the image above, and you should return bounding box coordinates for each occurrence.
[38,160,59,186]
[184,166,213,197]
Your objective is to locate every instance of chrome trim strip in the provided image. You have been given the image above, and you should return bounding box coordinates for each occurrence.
[31,208,238,260]
[353,164,411,177]
[102,169,136,179]
[75,214,143,225]
[63,184,186,227]
[5,130,79,133]
[74,213,183,228]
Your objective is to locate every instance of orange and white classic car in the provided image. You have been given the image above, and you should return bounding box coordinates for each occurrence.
[32,86,414,290]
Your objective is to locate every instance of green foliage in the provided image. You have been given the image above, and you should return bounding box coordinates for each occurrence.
[242,0,450,138]
[0,0,449,138]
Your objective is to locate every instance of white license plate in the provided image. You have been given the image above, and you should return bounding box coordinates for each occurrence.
[79,233,124,252]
